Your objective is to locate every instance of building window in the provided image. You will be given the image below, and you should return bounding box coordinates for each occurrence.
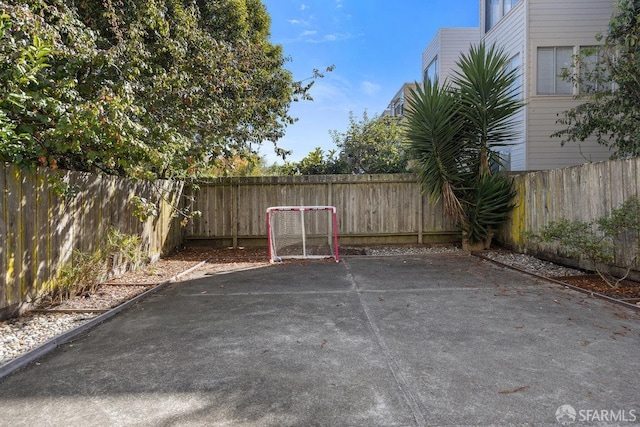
[537,47,574,95]
[491,149,512,172]
[394,93,405,116]
[486,0,522,32]
[579,46,612,94]
[424,57,438,83]
[506,53,521,99]
[389,93,405,117]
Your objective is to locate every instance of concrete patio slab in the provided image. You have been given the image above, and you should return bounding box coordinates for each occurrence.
[0,253,638,426]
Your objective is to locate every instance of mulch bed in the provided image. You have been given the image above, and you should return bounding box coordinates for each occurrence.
[556,275,640,302]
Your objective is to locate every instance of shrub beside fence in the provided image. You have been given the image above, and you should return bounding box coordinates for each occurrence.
[0,163,183,319]
[183,174,459,248]
[498,157,640,277]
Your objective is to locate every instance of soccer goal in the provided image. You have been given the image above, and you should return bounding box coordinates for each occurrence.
[267,206,339,263]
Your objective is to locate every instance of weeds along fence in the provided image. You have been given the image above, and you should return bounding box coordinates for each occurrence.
[0,163,183,319]
[183,174,458,248]
[498,157,640,276]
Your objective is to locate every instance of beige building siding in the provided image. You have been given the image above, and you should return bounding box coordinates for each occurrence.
[526,97,612,170]
[529,0,614,44]
[482,2,527,170]
[422,31,440,75]
[526,0,614,169]
[422,27,480,84]
[477,0,616,170]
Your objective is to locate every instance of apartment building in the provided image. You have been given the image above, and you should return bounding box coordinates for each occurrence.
[383,83,417,118]
[481,0,615,170]
[422,27,480,84]
[406,0,616,170]
[384,28,478,119]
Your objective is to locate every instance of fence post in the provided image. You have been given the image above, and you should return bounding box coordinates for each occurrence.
[232,183,239,248]
[417,181,423,245]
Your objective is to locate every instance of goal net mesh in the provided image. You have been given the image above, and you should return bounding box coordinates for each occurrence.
[267,206,339,262]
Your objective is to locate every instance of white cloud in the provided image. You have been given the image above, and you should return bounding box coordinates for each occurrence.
[287,19,310,26]
[336,0,343,8]
[300,4,308,11]
[300,30,318,36]
[302,32,361,43]
[360,81,381,96]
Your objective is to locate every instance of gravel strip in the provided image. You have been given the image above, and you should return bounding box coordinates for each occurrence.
[0,313,97,364]
[482,251,586,277]
[363,246,461,256]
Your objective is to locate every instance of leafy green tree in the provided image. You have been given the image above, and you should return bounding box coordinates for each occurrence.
[202,150,268,177]
[274,111,407,176]
[271,147,347,175]
[405,42,522,249]
[553,0,640,158]
[329,111,408,174]
[0,0,321,179]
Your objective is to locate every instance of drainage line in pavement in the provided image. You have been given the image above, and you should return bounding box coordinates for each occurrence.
[472,252,640,312]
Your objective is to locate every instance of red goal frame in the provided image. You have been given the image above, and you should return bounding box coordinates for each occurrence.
[266,206,339,263]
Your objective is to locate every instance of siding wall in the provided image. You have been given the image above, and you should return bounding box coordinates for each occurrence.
[0,163,183,319]
[184,174,458,247]
[480,0,616,171]
[422,30,441,78]
[422,27,480,84]
[528,0,614,43]
[482,1,527,170]
[526,0,615,170]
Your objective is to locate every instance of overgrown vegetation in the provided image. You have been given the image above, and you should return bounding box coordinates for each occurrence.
[526,197,640,288]
[0,0,326,180]
[405,42,522,249]
[43,227,145,304]
[554,0,640,158]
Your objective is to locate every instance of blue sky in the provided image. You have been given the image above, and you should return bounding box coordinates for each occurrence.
[260,0,479,164]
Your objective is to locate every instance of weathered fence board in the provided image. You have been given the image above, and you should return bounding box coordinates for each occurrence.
[185,174,459,247]
[0,163,183,319]
[499,157,640,276]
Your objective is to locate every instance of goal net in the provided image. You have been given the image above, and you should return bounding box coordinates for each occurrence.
[267,206,339,262]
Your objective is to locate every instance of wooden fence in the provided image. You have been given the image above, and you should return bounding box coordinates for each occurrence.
[498,157,640,275]
[184,174,458,247]
[5,157,639,319]
[0,163,183,319]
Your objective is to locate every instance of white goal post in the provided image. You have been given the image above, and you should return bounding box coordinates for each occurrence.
[266,206,339,263]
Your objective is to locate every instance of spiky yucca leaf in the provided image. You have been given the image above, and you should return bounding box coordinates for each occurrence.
[405,79,470,225]
[452,42,524,177]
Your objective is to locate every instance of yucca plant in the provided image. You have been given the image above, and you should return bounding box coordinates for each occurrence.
[406,42,523,249]
[405,78,471,227]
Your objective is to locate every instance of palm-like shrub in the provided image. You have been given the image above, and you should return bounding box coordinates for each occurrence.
[405,42,523,249]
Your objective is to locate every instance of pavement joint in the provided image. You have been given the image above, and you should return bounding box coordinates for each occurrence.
[343,259,427,427]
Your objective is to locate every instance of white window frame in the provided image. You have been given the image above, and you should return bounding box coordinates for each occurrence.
[536,46,574,95]
[485,0,522,32]
[424,56,438,83]
[506,53,522,99]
